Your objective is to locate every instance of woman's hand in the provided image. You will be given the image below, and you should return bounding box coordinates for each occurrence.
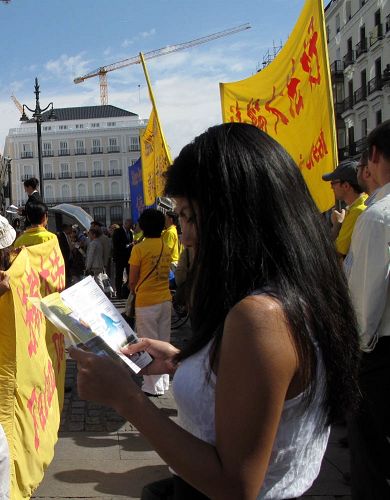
[122,338,180,375]
[68,347,140,410]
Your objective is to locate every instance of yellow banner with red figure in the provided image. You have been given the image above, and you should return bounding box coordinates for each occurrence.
[0,239,66,499]
[141,108,172,206]
[220,0,336,212]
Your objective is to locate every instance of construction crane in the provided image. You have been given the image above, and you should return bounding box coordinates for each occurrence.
[11,94,29,118]
[74,23,251,105]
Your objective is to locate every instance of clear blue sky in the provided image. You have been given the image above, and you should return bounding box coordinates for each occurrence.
[0,0,306,156]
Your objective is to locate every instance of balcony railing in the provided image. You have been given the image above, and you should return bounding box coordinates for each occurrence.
[354,85,367,105]
[129,145,140,152]
[43,173,56,180]
[91,147,103,154]
[91,170,105,177]
[343,95,354,112]
[42,150,54,157]
[354,138,367,155]
[343,51,355,69]
[74,148,86,155]
[58,149,70,156]
[45,194,125,205]
[108,169,122,176]
[21,151,33,159]
[355,39,367,58]
[58,172,72,179]
[107,145,120,153]
[369,24,383,46]
[367,75,383,95]
[330,60,344,77]
[75,171,89,178]
[21,174,32,181]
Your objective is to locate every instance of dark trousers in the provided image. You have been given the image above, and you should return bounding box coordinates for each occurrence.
[348,337,390,500]
[114,261,129,298]
[141,476,209,500]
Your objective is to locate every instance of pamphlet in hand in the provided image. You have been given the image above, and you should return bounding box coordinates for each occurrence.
[29,276,152,374]
[6,204,19,214]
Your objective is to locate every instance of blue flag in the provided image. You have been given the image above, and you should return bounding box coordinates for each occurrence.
[128,159,145,223]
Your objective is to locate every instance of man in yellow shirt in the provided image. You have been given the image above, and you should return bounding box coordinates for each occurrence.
[13,202,57,248]
[162,210,181,267]
[322,160,367,258]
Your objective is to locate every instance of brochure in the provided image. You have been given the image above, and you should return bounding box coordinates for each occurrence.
[29,276,152,374]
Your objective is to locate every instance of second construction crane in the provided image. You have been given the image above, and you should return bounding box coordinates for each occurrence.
[74,23,250,105]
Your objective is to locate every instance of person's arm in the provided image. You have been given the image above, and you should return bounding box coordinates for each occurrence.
[70,294,297,499]
[348,213,389,350]
[128,265,140,293]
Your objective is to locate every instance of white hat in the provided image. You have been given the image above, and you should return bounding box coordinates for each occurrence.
[0,215,16,249]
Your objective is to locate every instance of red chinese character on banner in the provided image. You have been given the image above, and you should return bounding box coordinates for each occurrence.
[27,360,56,450]
[300,16,321,87]
[229,101,242,122]
[265,86,289,134]
[246,98,268,132]
[286,59,304,118]
[304,129,329,170]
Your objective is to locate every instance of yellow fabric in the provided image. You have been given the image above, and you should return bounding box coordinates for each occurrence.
[129,238,172,307]
[141,108,172,206]
[162,225,180,263]
[0,238,66,499]
[220,0,336,213]
[14,226,58,248]
[336,194,368,256]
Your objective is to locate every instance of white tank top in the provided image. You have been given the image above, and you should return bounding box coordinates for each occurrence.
[172,338,330,499]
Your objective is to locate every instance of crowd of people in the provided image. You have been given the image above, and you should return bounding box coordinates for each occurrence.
[0,120,389,499]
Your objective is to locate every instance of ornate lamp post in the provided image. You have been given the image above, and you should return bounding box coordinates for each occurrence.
[20,78,56,199]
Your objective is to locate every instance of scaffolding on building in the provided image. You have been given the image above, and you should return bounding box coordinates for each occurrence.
[257,41,283,72]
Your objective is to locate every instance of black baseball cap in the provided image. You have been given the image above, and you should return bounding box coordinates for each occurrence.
[322,160,359,184]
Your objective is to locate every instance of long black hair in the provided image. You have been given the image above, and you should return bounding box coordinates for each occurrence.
[165,123,360,423]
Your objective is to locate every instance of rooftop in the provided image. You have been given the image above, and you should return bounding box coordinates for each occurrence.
[33,105,138,123]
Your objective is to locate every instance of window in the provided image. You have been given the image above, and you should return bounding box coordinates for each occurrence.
[59,125,68,130]
[92,139,102,153]
[111,181,120,195]
[77,184,87,198]
[107,122,116,127]
[376,110,382,125]
[76,161,86,176]
[326,25,330,43]
[109,159,119,170]
[110,206,123,223]
[59,141,69,155]
[346,1,351,20]
[45,185,54,201]
[93,207,106,225]
[43,142,53,157]
[43,126,52,131]
[109,138,117,146]
[75,124,84,129]
[23,165,32,179]
[130,136,140,151]
[61,184,71,200]
[361,118,367,137]
[335,14,340,33]
[75,139,85,154]
[93,160,102,173]
[108,137,119,152]
[21,143,33,158]
[44,163,53,180]
[91,123,100,128]
[94,183,103,196]
[60,163,70,179]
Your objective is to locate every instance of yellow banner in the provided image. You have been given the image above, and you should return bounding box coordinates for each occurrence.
[220,0,336,212]
[141,108,172,206]
[0,239,66,499]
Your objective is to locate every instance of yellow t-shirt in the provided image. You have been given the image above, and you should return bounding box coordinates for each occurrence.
[129,237,172,307]
[13,226,58,248]
[335,194,368,256]
[162,225,180,263]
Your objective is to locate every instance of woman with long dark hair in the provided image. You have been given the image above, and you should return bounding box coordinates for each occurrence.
[71,123,360,499]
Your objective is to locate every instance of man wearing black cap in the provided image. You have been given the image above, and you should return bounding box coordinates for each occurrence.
[322,160,367,258]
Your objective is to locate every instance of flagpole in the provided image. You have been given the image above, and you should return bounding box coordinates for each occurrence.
[139,52,172,162]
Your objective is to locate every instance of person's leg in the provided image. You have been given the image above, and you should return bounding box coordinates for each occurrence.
[136,303,165,395]
[93,270,105,291]
[348,338,390,500]
[157,301,172,391]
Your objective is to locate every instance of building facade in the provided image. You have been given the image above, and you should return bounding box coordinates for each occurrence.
[326,0,390,159]
[4,105,145,226]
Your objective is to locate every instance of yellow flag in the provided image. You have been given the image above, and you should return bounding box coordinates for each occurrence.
[0,239,66,499]
[220,0,336,213]
[140,53,172,206]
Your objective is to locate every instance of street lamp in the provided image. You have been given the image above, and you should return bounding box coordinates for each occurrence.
[20,78,56,199]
